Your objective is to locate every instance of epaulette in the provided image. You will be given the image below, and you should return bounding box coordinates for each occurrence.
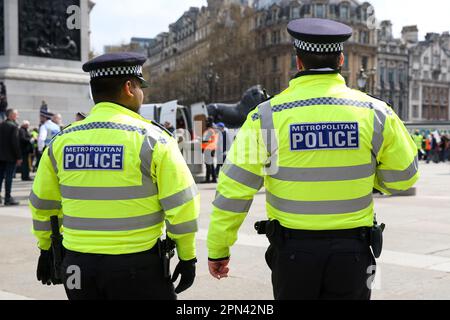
[249,94,273,113]
[150,120,175,138]
[366,93,393,108]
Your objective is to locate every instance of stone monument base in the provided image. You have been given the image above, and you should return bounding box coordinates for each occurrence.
[1,67,92,127]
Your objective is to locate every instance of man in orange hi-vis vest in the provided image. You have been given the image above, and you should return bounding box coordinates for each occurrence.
[202,118,218,184]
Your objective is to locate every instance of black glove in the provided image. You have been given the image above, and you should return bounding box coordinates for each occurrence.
[171,258,197,294]
[36,250,53,286]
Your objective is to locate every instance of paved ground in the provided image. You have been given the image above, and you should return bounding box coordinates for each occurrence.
[1,163,450,300]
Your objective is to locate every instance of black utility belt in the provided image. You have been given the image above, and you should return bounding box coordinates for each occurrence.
[255,220,369,239]
[255,220,385,258]
[284,227,370,240]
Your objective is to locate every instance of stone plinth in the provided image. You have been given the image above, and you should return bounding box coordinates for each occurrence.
[0,0,94,126]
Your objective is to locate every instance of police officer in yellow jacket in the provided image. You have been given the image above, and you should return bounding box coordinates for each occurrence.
[30,52,200,300]
[207,19,419,300]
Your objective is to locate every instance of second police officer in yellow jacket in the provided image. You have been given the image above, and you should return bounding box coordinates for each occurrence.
[29,53,200,300]
[207,18,419,300]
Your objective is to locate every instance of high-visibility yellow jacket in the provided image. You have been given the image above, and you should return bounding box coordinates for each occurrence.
[207,71,419,259]
[30,102,200,260]
[413,134,424,150]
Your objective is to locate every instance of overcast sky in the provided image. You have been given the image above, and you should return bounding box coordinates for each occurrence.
[90,0,450,54]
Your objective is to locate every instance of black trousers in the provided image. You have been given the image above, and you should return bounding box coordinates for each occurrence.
[21,151,30,180]
[204,150,216,182]
[0,161,16,200]
[61,246,176,300]
[265,232,376,300]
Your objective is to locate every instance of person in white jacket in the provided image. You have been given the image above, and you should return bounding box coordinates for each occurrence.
[37,110,61,152]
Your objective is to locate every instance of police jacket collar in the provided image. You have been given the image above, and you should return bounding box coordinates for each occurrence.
[289,70,346,89]
[293,68,340,79]
[91,101,143,120]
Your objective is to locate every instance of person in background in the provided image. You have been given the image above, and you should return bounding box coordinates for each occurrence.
[425,134,432,164]
[412,130,424,161]
[0,82,7,122]
[445,135,450,162]
[40,101,48,113]
[52,113,64,131]
[0,109,23,205]
[431,134,439,163]
[37,110,61,154]
[201,117,218,184]
[30,128,39,172]
[19,120,33,181]
[215,122,232,176]
[440,134,449,163]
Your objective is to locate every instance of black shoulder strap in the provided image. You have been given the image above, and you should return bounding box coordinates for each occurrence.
[366,94,392,108]
[150,120,175,138]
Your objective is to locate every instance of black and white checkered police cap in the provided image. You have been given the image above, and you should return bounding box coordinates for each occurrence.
[82,52,149,88]
[288,18,353,53]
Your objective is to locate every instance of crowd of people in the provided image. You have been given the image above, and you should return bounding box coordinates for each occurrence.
[0,101,87,206]
[412,130,450,164]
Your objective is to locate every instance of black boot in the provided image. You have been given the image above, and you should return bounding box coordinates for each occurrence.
[5,197,19,206]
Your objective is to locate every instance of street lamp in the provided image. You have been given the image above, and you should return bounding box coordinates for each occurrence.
[357,67,377,94]
[357,68,368,92]
[207,62,220,102]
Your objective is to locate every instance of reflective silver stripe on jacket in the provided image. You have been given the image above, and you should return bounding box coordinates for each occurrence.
[252,98,375,121]
[213,193,253,213]
[222,163,264,190]
[165,219,198,235]
[377,156,419,183]
[160,184,199,212]
[63,211,165,231]
[270,158,377,182]
[371,101,388,160]
[60,134,158,201]
[29,191,62,210]
[33,218,62,232]
[267,192,373,215]
[48,144,59,175]
[258,101,279,175]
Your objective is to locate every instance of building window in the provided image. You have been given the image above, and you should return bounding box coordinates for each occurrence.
[340,4,350,20]
[361,7,368,22]
[424,56,429,64]
[272,56,279,72]
[261,33,267,47]
[360,31,369,44]
[303,4,311,15]
[362,56,369,70]
[292,7,300,19]
[413,105,419,118]
[315,4,325,18]
[412,87,419,100]
[424,71,430,79]
[272,31,281,44]
[380,67,385,86]
[273,77,281,93]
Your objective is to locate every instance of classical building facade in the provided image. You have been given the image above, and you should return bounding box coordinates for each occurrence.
[407,30,450,121]
[376,20,409,120]
[146,0,378,104]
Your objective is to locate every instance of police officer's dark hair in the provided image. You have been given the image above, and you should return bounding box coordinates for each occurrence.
[90,76,141,104]
[296,49,342,70]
